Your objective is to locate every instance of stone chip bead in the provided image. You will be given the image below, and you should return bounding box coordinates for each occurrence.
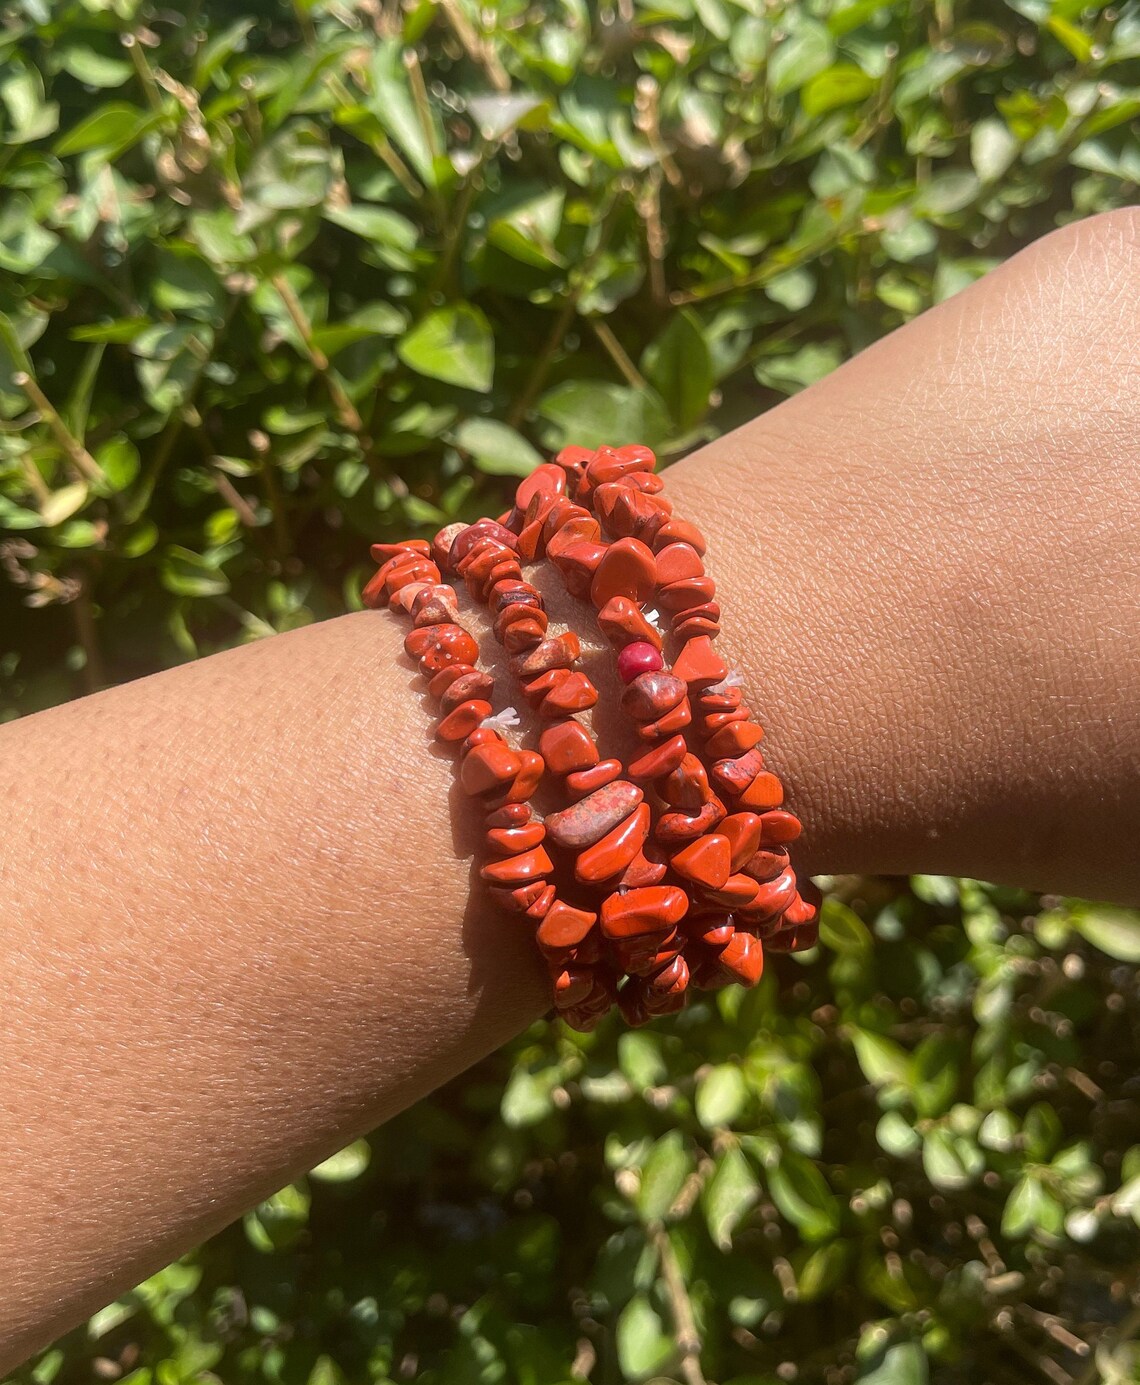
[460,740,522,796]
[437,699,493,742]
[480,844,554,885]
[404,622,480,674]
[672,636,728,690]
[589,536,657,608]
[620,670,686,723]
[576,801,651,884]
[539,719,599,775]
[449,518,519,569]
[600,885,689,940]
[596,596,663,651]
[670,832,732,890]
[545,780,644,849]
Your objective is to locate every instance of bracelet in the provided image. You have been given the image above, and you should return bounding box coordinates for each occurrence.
[363,444,820,1030]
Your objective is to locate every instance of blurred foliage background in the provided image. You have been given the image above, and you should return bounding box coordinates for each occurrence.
[2,0,1140,1381]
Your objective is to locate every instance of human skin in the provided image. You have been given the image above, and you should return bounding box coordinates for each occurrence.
[1,209,1138,1370]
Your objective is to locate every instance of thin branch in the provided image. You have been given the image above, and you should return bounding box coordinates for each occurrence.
[438,0,509,91]
[588,318,648,390]
[70,568,106,694]
[271,274,365,433]
[14,373,106,486]
[651,1224,707,1385]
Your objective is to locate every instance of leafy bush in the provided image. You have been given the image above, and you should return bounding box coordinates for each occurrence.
[3,0,1140,1381]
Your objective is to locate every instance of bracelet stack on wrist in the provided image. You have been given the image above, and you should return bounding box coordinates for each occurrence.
[364,443,820,1030]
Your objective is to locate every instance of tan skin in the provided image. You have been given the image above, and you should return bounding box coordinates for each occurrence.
[2,209,1139,1371]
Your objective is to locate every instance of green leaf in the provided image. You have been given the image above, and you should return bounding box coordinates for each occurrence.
[921,1128,975,1191]
[1002,1173,1056,1238]
[769,19,835,96]
[616,1293,677,1379]
[852,1030,912,1089]
[500,1066,556,1128]
[820,899,872,953]
[703,1146,759,1250]
[618,1031,667,1090]
[398,304,495,393]
[876,1111,921,1159]
[769,1150,840,1241]
[537,380,671,452]
[1071,904,1140,962]
[1046,14,1093,61]
[637,1130,692,1222]
[60,47,133,88]
[310,1139,371,1183]
[640,310,712,433]
[0,310,33,402]
[695,1064,748,1130]
[857,1342,929,1385]
[323,202,419,250]
[802,63,876,116]
[755,341,843,395]
[970,117,1019,182]
[453,418,542,476]
[55,101,159,157]
[160,546,230,598]
[40,482,89,527]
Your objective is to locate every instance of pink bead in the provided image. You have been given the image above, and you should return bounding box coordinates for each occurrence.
[618,641,665,684]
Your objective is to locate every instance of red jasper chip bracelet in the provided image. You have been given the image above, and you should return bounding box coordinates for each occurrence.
[363,442,820,1030]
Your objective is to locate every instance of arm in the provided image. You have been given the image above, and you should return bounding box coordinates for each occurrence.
[2,210,1138,1369]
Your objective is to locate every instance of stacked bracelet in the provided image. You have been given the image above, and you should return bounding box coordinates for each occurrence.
[363,443,820,1031]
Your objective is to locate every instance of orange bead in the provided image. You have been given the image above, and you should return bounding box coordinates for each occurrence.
[539,671,598,718]
[672,635,728,691]
[576,802,651,884]
[596,595,663,651]
[652,518,707,555]
[700,872,762,908]
[759,809,802,844]
[742,846,790,882]
[659,753,714,812]
[404,623,479,675]
[550,540,607,599]
[654,541,704,586]
[600,884,689,939]
[590,537,657,609]
[546,780,644,849]
[705,721,765,758]
[567,758,622,797]
[371,539,431,563]
[617,845,668,888]
[736,865,797,921]
[720,812,764,871]
[515,462,567,512]
[461,742,522,796]
[628,733,689,783]
[636,699,691,741]
[715,932,764,987]
[621,671,686,722]
[740,770,785,811]
[655,798,726,844]
[439,669,495,712]
[537,900,597,951]
[437,699,492,742]
[670,832,732,890]
[501,748,545,803]
[480,845,554,885]
[539,720,599,775]
[485,821,546,853]
[709,748,765,796]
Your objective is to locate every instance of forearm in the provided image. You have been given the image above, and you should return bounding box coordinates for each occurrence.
[2,212,1138,1369]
